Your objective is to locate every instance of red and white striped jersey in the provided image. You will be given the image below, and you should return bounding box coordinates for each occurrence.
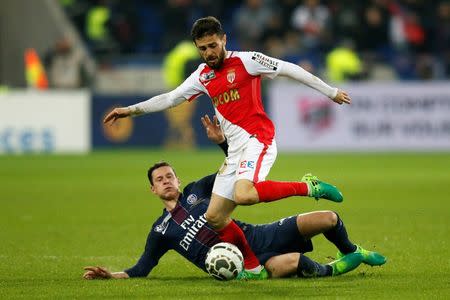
[174,51,282,150]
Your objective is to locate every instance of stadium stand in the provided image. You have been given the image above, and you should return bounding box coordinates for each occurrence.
[0,0,448,91]
[59,0,449,83]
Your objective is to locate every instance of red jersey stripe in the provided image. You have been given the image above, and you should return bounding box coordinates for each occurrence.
[253,143,269,183]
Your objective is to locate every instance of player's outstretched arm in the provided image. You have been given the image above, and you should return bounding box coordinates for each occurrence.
[103,91,186,125]
[83,266,130,280]
[278,61,351,105]
[103,66,205,125]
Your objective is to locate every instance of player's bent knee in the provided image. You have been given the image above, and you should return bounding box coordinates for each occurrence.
[265,253,299,278]
[233,191,258,205]
[328,211,338,227]
[205,212,225,229]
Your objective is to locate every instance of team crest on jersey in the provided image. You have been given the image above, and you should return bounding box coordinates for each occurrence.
[227,70,235,83]
[187,194,198,205]
[200,70,215,82]
[154,214,171,234]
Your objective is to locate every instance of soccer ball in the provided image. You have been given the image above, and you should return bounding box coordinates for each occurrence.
[205,242,244,281]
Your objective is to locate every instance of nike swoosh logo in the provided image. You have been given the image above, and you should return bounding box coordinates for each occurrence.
[238,170,249,175]
[203,81,211,86]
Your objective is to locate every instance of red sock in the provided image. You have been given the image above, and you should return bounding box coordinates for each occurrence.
[255,180,309,203]
[217,221,260,269]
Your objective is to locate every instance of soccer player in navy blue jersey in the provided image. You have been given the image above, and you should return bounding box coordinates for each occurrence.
[83,116,386,280]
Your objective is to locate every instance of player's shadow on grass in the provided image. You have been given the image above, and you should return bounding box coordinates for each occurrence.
[140,276,212,282]
[134,276,368,298]
[141,272,367,282]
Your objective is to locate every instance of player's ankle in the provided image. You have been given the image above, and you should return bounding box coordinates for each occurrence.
[246,265,263,273]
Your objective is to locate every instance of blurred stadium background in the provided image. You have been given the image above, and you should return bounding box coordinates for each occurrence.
[0,0,449,299]
[0,0,449,153]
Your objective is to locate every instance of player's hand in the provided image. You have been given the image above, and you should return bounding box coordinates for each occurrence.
[332,90,351,105]
[201,114,225,144]
[83,266,113,280]
[103,107,131,125]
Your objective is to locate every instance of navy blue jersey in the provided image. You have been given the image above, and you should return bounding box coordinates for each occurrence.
[125,174,222,277]
[124,173,312,278]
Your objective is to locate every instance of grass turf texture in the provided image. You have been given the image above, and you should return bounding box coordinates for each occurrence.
[0,150,449,299]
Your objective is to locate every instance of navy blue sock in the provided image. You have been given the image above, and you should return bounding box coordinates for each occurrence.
[297,255,332,278]
[323,212,357,254]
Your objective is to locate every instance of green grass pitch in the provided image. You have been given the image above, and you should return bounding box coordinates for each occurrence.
[0,150,449,299]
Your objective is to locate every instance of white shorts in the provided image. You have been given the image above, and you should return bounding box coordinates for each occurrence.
[212,137,277,201]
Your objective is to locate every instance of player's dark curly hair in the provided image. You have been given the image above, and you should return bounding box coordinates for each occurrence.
[147,161,177,186]
[191,16,224,41]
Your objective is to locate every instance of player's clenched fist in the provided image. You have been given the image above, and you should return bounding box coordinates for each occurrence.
[103,107,131,125]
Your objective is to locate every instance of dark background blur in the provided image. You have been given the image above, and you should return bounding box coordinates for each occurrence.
[67,0,449,81]
[0,0,449,153]
[1,0,449,90]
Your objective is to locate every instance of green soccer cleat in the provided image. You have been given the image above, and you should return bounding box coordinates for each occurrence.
[236,267,269,280]
[337,245,387,266]
[301,173,344,202]
[328,252,364,276]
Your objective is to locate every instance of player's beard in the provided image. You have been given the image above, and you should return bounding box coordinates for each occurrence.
[205,46,226,69]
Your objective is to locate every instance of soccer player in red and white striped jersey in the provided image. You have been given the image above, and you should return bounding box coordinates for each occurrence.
[104,16,351,279]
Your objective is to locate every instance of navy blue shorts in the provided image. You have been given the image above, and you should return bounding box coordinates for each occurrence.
[236,215,313,265]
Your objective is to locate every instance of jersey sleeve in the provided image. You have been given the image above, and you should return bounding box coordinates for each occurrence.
[192,173,216,196]
[124,227,169,278]
[172,64,208,102]
[238,51,283,79]
[278,61,338,99]
[128,65,208,115]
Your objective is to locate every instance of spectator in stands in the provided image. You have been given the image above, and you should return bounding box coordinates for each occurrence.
[358,5,389,55]
[65,1,448,80]
[432,2,450,78]
[329,0,362,48]
[44,36,94,88]
[277,0,299,32]
[326,39,365,82]
[389,1,426,53]
[85,0,118,55]
[60,0,91,39]
[160,0,193,52]
[110,2,139,54]
[233,0,274,50]
[261,13,288,58]
[291,0,331,51]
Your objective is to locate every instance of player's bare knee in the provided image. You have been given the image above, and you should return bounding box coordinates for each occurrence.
[328,211,338,227]
[264,258,275,274]
[233,191,258,205]
[265,254,299,278]
[264,257,279,278]
[288,254,300,270]
[205,212,224,229]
